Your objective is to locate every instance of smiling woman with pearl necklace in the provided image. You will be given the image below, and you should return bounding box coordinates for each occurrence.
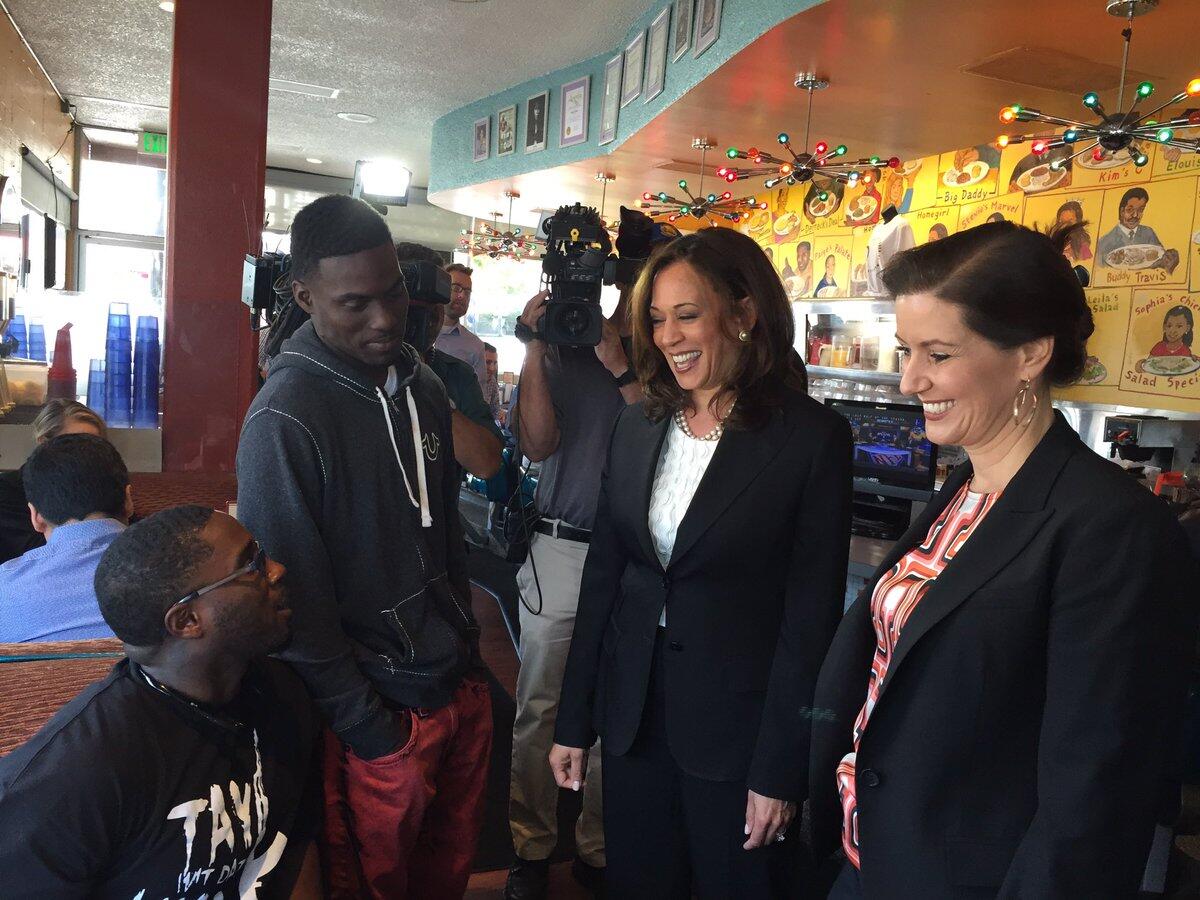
[551,227,853,899]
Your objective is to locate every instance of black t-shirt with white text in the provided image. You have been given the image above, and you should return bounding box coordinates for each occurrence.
[0,658,319,899]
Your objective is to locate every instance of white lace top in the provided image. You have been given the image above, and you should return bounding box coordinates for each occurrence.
[648,420,722,626]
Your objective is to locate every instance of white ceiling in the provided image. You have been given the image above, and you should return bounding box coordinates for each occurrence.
[5,0,651,246]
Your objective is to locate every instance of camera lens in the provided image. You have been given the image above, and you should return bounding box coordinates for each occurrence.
[557,305,591,339]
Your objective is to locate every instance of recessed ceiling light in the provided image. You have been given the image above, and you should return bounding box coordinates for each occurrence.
[336,112,376,124]
[159,1,175,12]
[305,157,323,165]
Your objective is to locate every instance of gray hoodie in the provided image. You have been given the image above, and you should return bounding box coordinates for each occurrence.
[237,322,479,758]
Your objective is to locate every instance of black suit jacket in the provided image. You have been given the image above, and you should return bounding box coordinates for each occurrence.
[556,388,852,801]
[809,413,1198,898]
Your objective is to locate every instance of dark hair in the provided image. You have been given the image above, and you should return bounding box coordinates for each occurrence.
[289,194,392,281]
[1119,186,1150,211]
[23,434,129,525]
[630,228,806,429]
[483,342,497,353]
[1054,201,1091,258]
[445,263,473,277]
[928,223,949,240]
[882,220,1095,386]
[394,241,444,266]
[94,505,215,646]
[1162,305,1194,347]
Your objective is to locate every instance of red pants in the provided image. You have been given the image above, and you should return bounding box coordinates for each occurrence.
[321,677,493,900]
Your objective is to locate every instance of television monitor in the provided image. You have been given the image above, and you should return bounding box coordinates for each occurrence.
[825,398,937,494]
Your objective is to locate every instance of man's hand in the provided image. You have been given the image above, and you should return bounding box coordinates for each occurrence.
[743,789,796,850]
[549,743,589,791]
[595,317,629,376]
[519,290,551,334]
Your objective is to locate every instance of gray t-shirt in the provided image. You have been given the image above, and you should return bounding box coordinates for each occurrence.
[525,345,627,531]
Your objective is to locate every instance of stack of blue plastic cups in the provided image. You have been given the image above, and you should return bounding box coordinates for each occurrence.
[27,320,47,362]
[7,314,27,357]
[104,302,132,427]
[133,316,160,428]
[86,359,106,415]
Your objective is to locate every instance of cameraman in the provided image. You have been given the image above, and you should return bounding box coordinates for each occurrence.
[505,220,659,899]
[396,241,503,479]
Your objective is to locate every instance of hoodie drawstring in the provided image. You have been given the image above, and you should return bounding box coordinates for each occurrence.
[376,386,433,528]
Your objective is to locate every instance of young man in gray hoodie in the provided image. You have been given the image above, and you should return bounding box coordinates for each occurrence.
[236,195,491,899]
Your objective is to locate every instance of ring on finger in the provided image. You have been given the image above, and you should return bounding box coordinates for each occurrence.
[774,831,786,843]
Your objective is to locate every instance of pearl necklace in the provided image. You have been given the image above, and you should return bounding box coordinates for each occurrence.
[674,399,736,442]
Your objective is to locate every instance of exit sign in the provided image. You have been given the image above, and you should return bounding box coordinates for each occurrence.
[139,131,168,156]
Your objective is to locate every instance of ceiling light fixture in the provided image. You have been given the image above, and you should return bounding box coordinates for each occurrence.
[459,190,538,261]
[336,112,376,124]
[159,1,175,12]
[719,75,899,195]
[639,138,768,225]
[305,157,323,165]
[997,0,1198,169]
[352,159,412,208]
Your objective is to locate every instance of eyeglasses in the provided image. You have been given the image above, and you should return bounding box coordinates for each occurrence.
[450,284,472,296]
[172,542,268,607]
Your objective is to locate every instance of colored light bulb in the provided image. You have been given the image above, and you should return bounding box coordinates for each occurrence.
[658,192,668,202]
[679,180,688,189]
[747,147,759,158]
[835,145,847,156]
[727,147,739,158]
[1134,152,1148,166]
[777,132,789,144]
[1083,92,1099,108]
[747,197,756,205]
[888,157,900,168]
[997,134,1010,148]
[708,193,717,202]
[726,172,737,182]
[818,191,828,202]
[1063,129,1078,143]
[1137,81,1153,98]
[814,141,828,156]
[1031,139,1048,155]
[780,163,793,175]
[1000,107,1016,124]
[1093,146,1105,161]
[869,156,880,165]
[716,167,728,177]
[681,206,690,214]
[1156,127,1174,142]
[862,173,874,185]
[723,192,731,199]
[759,203,767,209]
[1050,159,1064,171]
[642,192,653,201]
[1188,78,1200,97]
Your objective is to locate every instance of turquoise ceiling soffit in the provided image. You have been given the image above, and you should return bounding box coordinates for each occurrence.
[430,0,827,195]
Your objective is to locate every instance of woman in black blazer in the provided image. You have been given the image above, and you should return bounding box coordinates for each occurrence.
[551,228,853,898]
[809,221,1198,899]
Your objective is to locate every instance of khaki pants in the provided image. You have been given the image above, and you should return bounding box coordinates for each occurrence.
[509,530,605,866]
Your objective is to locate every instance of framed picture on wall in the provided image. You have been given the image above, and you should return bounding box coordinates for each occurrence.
[473,116,490,162]
[645,7,671,102]
[560,76,590,148]
[525,91,549,154]
[621,30,646,107]
[497,105,517,157]
[672,0,694,62]
[694,0,722,58]
[599,54,623,146]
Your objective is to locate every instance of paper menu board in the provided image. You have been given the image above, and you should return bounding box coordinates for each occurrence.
[877,156,938,214]
[1191,179,1200,293]
[959,194,1025,230]
[911,206,960,245]
[1021,189,1105,281]
[1078,289,1130,388]
[810,234,854,299]
[1118,290,1200,401]
[1152,144,1200,182]
[935,144,1001,206]
[772,240,814,300]
[1069,144,1154,190]
[849,225,872,297]
[1090,176,1194,289]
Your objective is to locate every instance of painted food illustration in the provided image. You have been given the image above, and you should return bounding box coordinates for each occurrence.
[1080,356,1108,385]
[807,194,836,218]
[1142,355,1200,377]
[1077,149,1132,170]
[845,194,879,224]
[1016,163,1068,193]
[941,160,989,188]
[773,211,801,237]
[1104,243,1164,270]
[746,209,771,235]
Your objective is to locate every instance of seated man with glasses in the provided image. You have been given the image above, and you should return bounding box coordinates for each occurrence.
[0,506,322,899]
[435,262,489,390]
[0,433,131,642]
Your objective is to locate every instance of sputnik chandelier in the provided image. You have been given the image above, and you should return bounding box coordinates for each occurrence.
[459,189,538,260]
[638,138,768,225]
[716,74,901,202]
[997,0,1200,170]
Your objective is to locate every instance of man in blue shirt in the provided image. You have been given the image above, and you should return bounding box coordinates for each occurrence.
[0,434,132,642]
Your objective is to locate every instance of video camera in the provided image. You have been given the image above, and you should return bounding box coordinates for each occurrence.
[528,203,670,347]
